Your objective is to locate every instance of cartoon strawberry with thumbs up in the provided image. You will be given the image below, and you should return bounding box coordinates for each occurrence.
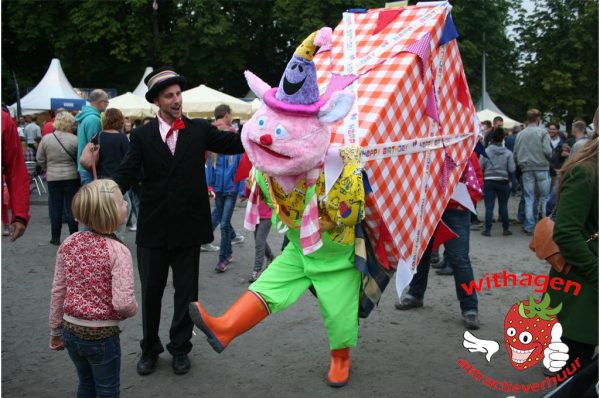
[503,294,568,371]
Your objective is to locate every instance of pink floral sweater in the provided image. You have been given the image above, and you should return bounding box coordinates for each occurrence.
[49,232,138,332]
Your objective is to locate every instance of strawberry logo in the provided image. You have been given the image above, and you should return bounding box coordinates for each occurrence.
[503,293,562,371]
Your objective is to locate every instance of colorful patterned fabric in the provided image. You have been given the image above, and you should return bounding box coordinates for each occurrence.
[255,162,364,247]
[314,4,478,280]
[299,168,322,254]
[355,222,394,318]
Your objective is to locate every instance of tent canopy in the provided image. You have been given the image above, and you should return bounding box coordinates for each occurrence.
[248,98,262,113]
[477,108,522,129]
[11,58,84,115]
[106,92,157,119]
[132,67,153,98]
[182,85,253,119]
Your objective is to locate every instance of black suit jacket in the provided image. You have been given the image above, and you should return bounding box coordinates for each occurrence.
[113,116,244,249]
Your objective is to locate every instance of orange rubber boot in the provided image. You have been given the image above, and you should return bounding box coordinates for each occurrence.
[188,291,269,353]
[327,348,351,387]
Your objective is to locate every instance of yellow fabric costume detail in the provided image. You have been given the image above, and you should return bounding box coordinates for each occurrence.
[262,160,364,246]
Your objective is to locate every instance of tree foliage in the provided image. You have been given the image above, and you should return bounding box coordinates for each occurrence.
[2,0,378,101]
[451,0,524,119]
[515,0,598,125]
[2,0,597,127]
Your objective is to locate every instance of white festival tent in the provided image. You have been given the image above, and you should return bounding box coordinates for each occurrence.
[250,98,262,113]
[10,58,85,115]
[132,67,153,98]
[476,109,521,129]
[106,92,158,119]
[182,84,253,119]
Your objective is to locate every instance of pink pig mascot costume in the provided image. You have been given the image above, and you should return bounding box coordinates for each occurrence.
[190,27,364,387]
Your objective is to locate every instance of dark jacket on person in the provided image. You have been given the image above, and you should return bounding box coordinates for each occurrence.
[548,162,598,345]
[97,131,129,178]
[549,136,566,177]
[112,116,244,250]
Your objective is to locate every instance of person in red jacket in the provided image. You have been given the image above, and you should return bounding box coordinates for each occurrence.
[1,111,30,240]
[41,108,67,136]
[395,152,484,330]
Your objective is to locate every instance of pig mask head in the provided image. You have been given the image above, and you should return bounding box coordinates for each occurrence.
[241,27,354,179]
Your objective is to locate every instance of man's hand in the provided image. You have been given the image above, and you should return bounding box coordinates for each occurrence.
[239,197,247,204]
[208,190,216,200]
[10,221,26,241]
[49,335,64,351]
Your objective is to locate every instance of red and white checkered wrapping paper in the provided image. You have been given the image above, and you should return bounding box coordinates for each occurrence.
[315,3,479,292]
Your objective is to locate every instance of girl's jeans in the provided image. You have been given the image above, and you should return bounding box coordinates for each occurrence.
[63,329,121,398]
[483,180,510,232]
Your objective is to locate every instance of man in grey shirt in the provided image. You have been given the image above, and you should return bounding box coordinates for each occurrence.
[23,115,41,154]
[513,109,553,234]
[569,120,590,157]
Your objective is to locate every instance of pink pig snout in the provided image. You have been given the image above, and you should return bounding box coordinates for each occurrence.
[260,134,273,146]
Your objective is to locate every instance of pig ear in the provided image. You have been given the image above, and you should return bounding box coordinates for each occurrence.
[318,90,355,125]
[245,71,271,100]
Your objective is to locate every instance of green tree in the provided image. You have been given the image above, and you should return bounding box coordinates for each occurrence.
[449,0,525,120]
[2,0,383,102]
[515,0,598,126]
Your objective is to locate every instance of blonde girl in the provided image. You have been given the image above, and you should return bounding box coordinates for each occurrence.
[48,179,137,397]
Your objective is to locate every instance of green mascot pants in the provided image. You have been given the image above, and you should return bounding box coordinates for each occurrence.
[249,228,361,349]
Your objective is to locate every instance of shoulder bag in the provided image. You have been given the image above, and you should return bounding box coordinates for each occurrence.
[528,217,571,274]
[79,132,101,180]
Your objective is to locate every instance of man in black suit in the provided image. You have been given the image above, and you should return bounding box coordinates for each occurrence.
[113,67,244,375]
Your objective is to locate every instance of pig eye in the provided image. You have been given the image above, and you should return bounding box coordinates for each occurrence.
[507,328,516,337]
[519,331,532,344]
[257,116,267,129]
[273,124,289,140]
[298,65,304,73]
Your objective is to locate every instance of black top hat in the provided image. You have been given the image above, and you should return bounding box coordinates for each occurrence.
[144,67,187,103]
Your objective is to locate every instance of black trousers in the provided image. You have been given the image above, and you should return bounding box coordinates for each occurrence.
[137,245,200,356]
[562,337,596,371]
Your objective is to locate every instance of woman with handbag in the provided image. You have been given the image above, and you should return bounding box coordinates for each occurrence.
[548,137,598,372]
[36,112,80,245]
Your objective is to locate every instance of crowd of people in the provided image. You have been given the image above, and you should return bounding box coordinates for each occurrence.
[1,66,597,396]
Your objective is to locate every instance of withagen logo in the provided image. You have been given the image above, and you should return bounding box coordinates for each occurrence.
[503,294,562,370]
[456,272,583,395]
[463,294,566,371]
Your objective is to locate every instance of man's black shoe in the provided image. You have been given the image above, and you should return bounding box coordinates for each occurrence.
[395,297,423,310]
[172,353,191,375]
[137,354,158,375]
[435,265,454,275]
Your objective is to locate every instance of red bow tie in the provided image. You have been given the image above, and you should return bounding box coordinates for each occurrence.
[166,118,185,139]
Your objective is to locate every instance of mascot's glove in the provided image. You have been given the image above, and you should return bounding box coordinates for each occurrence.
[339,145,362,166]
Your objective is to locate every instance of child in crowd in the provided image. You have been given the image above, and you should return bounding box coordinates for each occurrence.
[245,176,275,282]
[48,179,138,397]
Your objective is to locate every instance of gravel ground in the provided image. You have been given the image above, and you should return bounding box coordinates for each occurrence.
[2,193,563,397]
